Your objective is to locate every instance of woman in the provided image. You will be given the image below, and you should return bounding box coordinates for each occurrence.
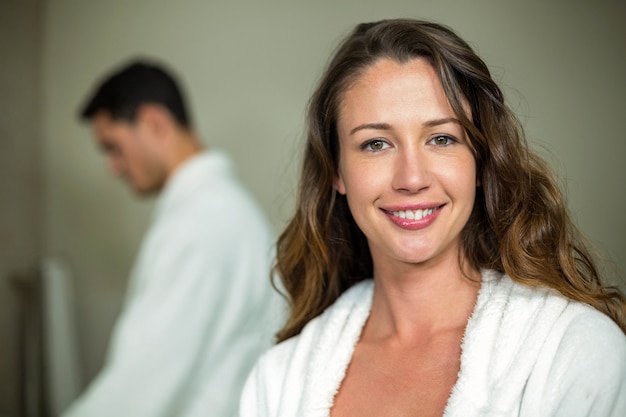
[240,19,626,416]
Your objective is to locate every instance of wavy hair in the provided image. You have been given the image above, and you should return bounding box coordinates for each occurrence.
[274,19,626,342]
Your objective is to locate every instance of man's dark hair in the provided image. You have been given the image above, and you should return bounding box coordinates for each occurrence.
[80,59,192,128]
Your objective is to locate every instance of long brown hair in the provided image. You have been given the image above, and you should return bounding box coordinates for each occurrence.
[274,19,626,342]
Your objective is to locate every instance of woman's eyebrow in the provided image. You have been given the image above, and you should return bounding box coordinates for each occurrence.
[422,117,461,128]
[349,118,461,135]
[349,122,392,136]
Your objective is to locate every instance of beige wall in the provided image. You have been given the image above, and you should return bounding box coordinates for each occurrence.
[40,0,625,397]
[0,0,43,415]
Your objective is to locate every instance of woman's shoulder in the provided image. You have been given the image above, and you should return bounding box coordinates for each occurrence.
[240,279,374,416]
[526,290,626,415]
[243,279,375,413]
[550,297,626,360]
[257,278,375,370]
[447,270,626,415]
[481,270,624,336]
[489,270,623,335]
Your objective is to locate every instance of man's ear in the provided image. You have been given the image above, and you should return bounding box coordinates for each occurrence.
[136,104,171,139]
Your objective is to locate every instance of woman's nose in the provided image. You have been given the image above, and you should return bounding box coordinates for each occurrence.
[391,150,431,193]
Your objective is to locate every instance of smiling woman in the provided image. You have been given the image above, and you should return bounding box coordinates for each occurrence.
[331,57,481,417]
[239,18,626,417]
[335,58,477,274]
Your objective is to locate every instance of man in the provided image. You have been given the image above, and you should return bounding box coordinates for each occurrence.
[63,60,280,416]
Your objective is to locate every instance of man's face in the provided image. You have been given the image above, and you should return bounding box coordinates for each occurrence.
[92,111,168,195]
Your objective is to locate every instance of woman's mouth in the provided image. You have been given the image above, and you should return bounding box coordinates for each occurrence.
[390,207,437,220]
[384,205,444,230]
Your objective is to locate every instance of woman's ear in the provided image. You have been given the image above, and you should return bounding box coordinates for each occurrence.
[334,172,347,195]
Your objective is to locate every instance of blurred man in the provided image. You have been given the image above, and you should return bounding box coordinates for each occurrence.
[63,60,280,417]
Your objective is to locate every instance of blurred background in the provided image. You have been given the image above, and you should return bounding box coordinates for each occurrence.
[1,0,624,415]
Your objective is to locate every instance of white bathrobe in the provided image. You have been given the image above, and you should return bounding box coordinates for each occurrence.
[240,270,626,416]
[64,151,282,417]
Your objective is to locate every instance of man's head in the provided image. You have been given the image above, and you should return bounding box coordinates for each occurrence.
[80,60,196,195]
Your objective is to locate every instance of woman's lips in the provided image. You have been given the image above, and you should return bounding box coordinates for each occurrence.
[383,205,444,230]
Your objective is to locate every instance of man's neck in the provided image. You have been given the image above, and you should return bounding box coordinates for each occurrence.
[164,130,204,179]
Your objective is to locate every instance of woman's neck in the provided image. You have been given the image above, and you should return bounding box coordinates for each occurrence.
[366,256,481,344]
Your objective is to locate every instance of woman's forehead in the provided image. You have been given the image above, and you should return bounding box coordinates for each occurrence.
[335,57,472,127]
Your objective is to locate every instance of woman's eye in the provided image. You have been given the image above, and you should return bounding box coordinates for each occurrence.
[431,135,453,146]
[363,139,388,151]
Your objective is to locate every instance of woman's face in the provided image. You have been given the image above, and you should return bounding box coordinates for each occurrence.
[335,57,477,271]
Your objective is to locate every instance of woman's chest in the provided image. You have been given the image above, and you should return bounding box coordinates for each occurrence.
[330,332,464,417]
